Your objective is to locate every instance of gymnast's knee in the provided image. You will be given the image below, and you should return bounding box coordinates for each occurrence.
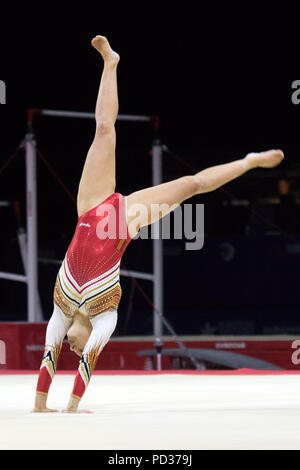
[182,175,200,198]
[96,119,115,137]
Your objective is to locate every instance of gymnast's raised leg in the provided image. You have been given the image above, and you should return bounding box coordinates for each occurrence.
[125,150,285,236]
[77,35,120,217]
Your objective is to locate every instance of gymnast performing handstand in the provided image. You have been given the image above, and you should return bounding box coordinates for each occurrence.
[33,35,284,413]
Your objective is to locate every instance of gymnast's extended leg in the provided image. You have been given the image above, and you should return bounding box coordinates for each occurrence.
[125,150,285,236]
[77,35,120,217]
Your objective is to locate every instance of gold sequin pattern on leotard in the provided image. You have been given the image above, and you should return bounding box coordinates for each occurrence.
[53,276,77,318]
[85,284,122,318]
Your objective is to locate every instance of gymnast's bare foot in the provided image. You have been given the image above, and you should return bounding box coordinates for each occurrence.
[245,150,284,169]
[91,35,120,65]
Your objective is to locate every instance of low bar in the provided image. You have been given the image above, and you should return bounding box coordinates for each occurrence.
[120,269,154,282]
[0,272,27,283]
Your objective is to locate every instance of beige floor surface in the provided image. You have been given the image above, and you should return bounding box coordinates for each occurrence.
[1,373,300,450]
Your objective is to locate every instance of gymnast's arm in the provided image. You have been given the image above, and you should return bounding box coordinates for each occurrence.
[63,311,117,413]
[33,304,72,412]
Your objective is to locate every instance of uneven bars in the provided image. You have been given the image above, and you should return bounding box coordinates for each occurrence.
[27,108,163,360]
[40,109,152,122]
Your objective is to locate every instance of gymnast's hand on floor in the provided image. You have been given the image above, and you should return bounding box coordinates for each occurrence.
[61,408,94,414]
[31,407,59,413]
[32,393,59,413]
[61,395,93,413]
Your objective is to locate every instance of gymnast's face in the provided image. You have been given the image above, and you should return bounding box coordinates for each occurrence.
[67,321,92,357]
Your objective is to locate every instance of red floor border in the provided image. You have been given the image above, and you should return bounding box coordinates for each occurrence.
[1,368,300,375]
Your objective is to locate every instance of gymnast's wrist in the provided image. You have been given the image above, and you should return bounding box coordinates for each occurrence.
[67,394,81,411]
[34,391,48,408]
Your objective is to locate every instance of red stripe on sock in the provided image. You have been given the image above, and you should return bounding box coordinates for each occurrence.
[71,371,86,399]
[36,367,52,394]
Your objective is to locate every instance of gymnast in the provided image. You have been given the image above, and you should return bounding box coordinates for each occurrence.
[33,35,284,413]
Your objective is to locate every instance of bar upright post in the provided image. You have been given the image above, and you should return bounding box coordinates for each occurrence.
[26,131,39,322]
[152,139,163,370]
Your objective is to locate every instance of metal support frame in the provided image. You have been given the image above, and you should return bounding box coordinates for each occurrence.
[0,138,43,321]
[0,110,164,355]
[152,141,164,369]
[25,132,41,322]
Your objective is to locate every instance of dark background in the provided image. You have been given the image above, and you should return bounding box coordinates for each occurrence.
[0,8,300,335]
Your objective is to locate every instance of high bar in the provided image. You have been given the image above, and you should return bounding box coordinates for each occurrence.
[39,109,152,122]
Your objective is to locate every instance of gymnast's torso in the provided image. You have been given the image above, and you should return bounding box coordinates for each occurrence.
[54,192,132,319]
